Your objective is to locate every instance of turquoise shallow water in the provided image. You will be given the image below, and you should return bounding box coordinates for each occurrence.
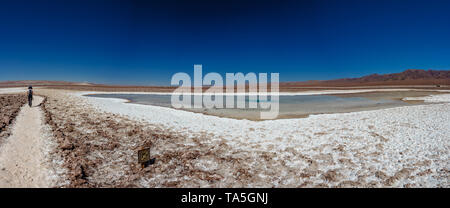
[86,94,413,120]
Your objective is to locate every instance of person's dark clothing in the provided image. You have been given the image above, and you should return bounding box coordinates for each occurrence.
[28,89,33,107]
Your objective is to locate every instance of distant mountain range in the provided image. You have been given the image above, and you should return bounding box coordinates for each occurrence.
[0,80,94,87]
[283,69,450,87]
[1,69,449,88]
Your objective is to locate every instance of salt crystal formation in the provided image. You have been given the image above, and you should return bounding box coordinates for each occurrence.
[38,89,450,187]
[0,94,27,142]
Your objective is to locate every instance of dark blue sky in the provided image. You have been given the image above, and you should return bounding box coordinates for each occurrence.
[1,0,450,85]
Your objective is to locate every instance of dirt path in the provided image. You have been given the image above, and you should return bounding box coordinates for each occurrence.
[0,96,54,188]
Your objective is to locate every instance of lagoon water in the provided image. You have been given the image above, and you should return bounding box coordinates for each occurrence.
[86,93,419,120]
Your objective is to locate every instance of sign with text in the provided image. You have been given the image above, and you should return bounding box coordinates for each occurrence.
[138,148,151,166]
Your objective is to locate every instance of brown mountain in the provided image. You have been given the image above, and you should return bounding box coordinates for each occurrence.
[0,80,94,87]
[283,69,450,87]
[1,69,449,91]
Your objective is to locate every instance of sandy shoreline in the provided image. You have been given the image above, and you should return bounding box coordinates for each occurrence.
[0,95,66,187]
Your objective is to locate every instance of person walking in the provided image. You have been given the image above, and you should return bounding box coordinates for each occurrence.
[27,86,33,107]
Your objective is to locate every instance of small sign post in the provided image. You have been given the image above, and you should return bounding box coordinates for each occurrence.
[138,148,151,169]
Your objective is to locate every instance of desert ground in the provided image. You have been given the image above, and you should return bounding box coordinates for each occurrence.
[0,86,449,187]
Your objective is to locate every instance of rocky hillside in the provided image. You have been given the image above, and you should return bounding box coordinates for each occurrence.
[283,69,450,87]
[335,69,449,83]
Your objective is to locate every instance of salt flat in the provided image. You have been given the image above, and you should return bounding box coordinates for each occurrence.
[78,90,450,187]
